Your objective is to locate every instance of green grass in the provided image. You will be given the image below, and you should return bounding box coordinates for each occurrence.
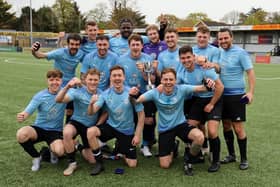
[0,52,280,187]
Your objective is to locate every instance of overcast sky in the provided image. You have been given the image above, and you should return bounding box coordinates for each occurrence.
[7,0,279,24]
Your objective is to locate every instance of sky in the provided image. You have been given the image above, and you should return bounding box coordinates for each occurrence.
[7,0,279,24]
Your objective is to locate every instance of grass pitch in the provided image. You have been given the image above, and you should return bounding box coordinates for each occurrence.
[0,52,280,187]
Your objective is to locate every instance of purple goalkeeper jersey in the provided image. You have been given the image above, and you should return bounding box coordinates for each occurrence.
[143,41,168,60]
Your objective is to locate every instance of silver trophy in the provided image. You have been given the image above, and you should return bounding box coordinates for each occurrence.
[143,61,155,90]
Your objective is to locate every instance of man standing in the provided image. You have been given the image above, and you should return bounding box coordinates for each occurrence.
[140,25,168,156]
[130,68,208,176]
[31,33,84,123]
[80,21,99,54]
[157,28,183,76]
[116,34,155,157]
[87,65,145,175]
[192,26,221,157]
[193,26,220,65]
[177,45,224,172]
[81,35,118,90]
[110,18,148,56]
[143,24,168,60]
[56,69,103,176]
[16,70,65,171]
[217,28,255,170]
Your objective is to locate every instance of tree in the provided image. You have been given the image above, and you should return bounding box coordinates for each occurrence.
[109,0,146,28]
[16,6,36,31]
[156,14,180,28]
[267,12,280,24]
[185,12,212,25]
[239,7,268,25]
[86,3,109,23]
[52,0,85,32]
[220,11,241,25]
[0,0,17,29]
[34,6,59,32]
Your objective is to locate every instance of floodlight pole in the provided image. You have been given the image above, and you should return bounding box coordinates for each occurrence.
[30,0,33,47]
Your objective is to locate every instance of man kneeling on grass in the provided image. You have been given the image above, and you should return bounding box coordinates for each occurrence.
[16,69,65,171]
[129,68,213,176]
[87,65,145,175]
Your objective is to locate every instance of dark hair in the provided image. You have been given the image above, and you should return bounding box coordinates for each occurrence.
[110,65,125,76]
[46,69,63,78]
[85,21,97,28]
[218,28,233,37]
[85,68,100,78]
[67,33,82,44]
[164,27,178,35]
[161,68,176,79]
[119,18,133,27]
[128,34,143,45]
[96,35,109,41]
[197,26,210,34]
[179,45,193,56]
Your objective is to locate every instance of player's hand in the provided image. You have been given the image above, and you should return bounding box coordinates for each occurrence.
[17,112,27,123]
[245,92,253,104]
[32,42,41,52]
[203,78,215,91]
[129,87,139,96]
[131,135,140,146]
[196,55,207,66]
[136,61,144,72]
[204,103,214,113]
[90,94,98,105]
[152,60,158,70]
[67,77,82,88]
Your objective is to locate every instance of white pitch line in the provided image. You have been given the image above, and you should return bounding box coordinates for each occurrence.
[256,77,280,80]
[2,60,50,66]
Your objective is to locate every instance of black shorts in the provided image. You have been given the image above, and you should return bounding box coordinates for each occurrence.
[97,124,136,159]
[184,98,194,117]
[222,94,246,122]
[31,126,62,145]
[158,123,195,157]
[144,101,157,118]
[188,96,222,122]
[68,120,90,148]
[66,101,74,110]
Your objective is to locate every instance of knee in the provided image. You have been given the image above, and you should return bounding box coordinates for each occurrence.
[126,160,137,168]
[87,127,99,140]
[16,128,28,143]
[208,128,218,139]
[63,128,74,140]
[223,120,232,131]
[51,142,64,157]
[159,161,170,169]
[233,125,246,138]
[53,147,64,157]
[192,130,204,145]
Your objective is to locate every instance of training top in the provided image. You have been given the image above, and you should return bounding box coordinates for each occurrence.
[110,36,149,56]
[47,48,84,87]
[218,45,253,95]
[116,52,153,93]
[142,85,195,132]
[177,64,218,98]
[81,51,118,90]
[95,86,144,135]
[158,47,183,73]
[24,88,66,131]
[67,86,102,127]
[192,44,220,63]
